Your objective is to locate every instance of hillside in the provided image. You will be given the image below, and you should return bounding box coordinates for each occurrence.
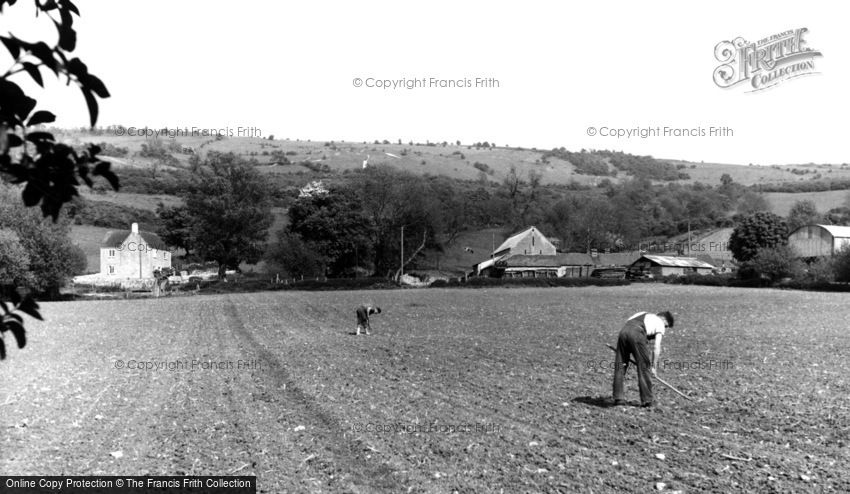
[55,129,850,188]
[53,129,850,276]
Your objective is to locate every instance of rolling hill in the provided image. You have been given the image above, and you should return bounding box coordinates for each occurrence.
[53,129,849,276]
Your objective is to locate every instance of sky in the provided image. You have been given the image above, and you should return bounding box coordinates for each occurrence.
[1,1,846,166]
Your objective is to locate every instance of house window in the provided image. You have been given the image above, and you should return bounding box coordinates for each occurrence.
[108,249,115,257]
[108,265,115,275]
[532,236,535,246]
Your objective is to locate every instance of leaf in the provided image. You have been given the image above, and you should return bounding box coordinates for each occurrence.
[5,319,26,349]
[27,42,57,74]
[0,35,20,59]
[25,131,54,143]
[0,338,5,359]
[3,313,23,325]
[17,296,42,321]
[21,62,43,87]
[64,0,80,16]
[6,133,23,147]
[84,74,109,98]
[56,10,76,51]
[81,87,98,127]
[22,181,43,207]
[27,110,55,126]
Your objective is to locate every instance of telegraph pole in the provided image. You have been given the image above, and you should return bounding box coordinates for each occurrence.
[400,225,405,278]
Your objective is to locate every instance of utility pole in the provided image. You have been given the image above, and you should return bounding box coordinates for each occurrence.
[687,220,691,257]
[400,225,404,278]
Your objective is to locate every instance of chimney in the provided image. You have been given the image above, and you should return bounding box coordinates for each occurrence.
[131,223,139,234]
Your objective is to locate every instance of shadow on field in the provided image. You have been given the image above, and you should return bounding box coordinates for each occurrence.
[572,396,637,408]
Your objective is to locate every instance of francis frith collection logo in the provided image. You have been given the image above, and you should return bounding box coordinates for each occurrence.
[713,28,822,92]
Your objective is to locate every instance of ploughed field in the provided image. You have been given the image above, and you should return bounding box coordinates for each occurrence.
[2,285,849,492]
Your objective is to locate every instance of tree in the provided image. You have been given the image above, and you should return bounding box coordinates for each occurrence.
[352,165,440,276]
[736,191,770,216]
[156,202,194,256]
[183,153,274,279]
[266,232,327,279]
[742,245,804,282]
[284,185,372,276]
[0,185,88,298]
[729,211,788,262]
[1,0,116,359]
[0,229,32,288]
[786,200,821,231]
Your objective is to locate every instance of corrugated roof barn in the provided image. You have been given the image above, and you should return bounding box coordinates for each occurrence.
[630,255,715,277]
[788,224,850,258]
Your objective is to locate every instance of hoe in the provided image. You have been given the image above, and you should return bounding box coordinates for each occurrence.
[606,344,694,402]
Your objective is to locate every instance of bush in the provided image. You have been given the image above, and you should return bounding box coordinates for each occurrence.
[665,274,734,286]
[803,256,835,283]
[742,245,804,282]
[833,245,850,282]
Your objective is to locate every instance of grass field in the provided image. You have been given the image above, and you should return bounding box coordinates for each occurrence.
[764,189,850,216]
[2,285,848,492]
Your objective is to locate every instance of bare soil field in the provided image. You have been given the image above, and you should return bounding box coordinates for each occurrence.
[2,285,849,492]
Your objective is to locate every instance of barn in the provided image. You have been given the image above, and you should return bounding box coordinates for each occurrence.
[496,253,596,278]
[629,255,715,277]
[492,226,557,258]
[787,224,850,259]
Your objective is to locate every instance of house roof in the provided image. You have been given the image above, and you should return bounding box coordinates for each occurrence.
[694,254,718,267]
[475,255,505,272]
[637,255,715,269]
[498,253,595,268]
[102,230,167,250]
[493,226,551,255]
[812,224,850,238]
[595,252,643,267]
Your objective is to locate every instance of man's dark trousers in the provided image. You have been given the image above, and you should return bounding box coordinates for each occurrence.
[613,319,654,405]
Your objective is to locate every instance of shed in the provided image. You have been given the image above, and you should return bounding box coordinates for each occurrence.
[629,255,715,277]
[787,224,850,258]
[497,253,595,278]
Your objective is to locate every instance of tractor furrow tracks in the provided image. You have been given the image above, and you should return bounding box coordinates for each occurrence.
[221,296,409,493]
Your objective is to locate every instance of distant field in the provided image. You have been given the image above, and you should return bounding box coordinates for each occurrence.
[2,285,847,491]
[763,189,850,216]
[78,190,183,211]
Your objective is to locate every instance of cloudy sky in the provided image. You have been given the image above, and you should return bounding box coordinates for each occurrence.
[2,1,845,166]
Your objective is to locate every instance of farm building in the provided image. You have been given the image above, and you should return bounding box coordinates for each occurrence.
[492,226,557,258]
[473,226,558,276]
[496,253,596,278]
[595,252,643,268]
[787,224,850,258]
[629,255,715,277]
[99,223,171,279]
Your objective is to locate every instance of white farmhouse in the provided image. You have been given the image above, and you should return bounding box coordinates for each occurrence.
[100,223,171,278]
